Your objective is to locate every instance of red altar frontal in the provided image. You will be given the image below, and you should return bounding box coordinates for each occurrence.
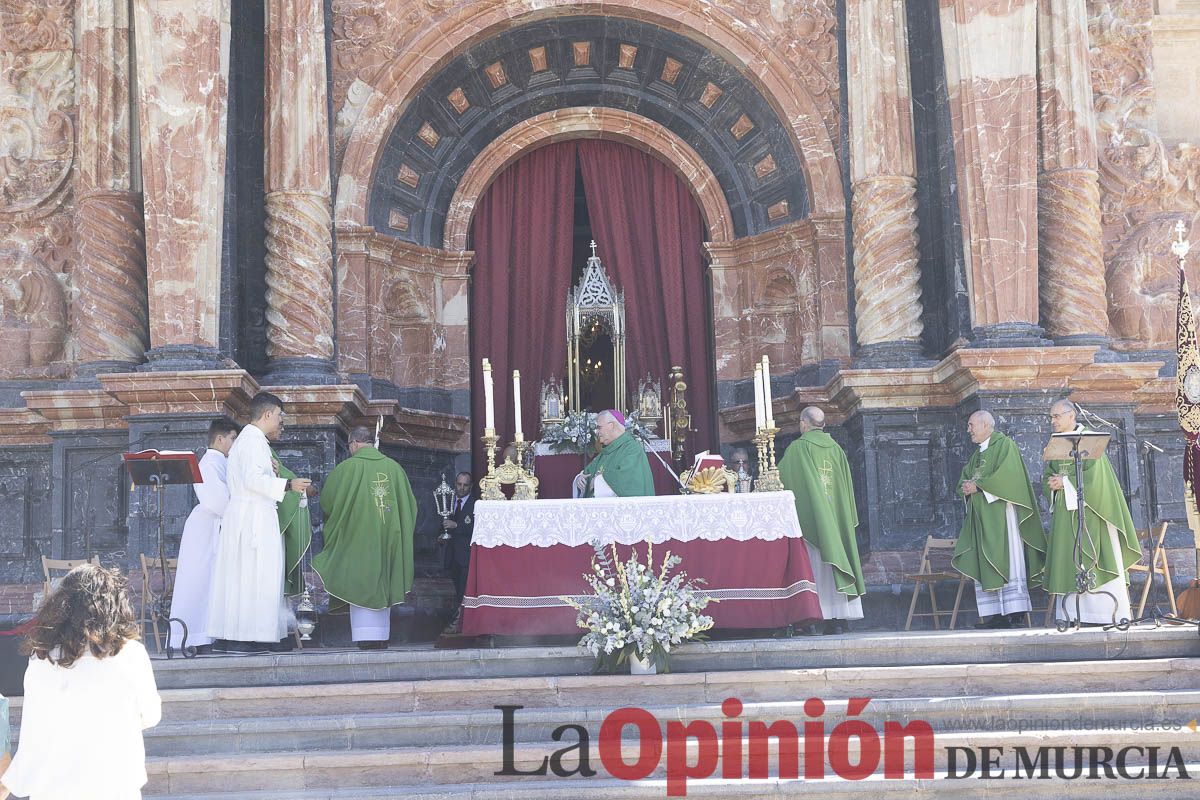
[460,492,821,636]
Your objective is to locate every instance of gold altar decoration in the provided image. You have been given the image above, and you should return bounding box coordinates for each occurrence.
[753,425,784,492]
[479,429,539,501]
[540,376,566,430]
[567,241,626,413]
[636,374,662,425]
[666,365,690,465]
[678,465,738,494]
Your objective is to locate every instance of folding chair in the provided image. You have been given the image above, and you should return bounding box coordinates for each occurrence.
[903,536,971,631]
[1130,522,1176,617]
[41,556,100,606]
[140,554,179,654]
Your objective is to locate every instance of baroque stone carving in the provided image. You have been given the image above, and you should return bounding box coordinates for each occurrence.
[0,47,74,218]
[1088,0,1200,349]
[0,242,67,370]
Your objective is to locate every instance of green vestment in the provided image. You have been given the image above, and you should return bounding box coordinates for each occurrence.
[582,429,655,497]
[951,432,1046,591]
[271,450,311,597]
[777,430,865,598]
[314,446,417,609]
[1042,433,1140,595]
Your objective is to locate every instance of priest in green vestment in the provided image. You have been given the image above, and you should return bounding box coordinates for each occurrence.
[777,406,864,635]
[315,426,418,648]
[271,450,312,598]
[573,409,655,498]
[952,410,1046,629]
[1042,399,1140,625]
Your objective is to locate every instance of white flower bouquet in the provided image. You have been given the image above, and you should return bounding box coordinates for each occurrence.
[565,541,715,673]
[541,411,597,454]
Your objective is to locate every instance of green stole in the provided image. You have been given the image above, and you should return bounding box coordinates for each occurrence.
[952,432,1046,591]
[271,450,311,597]
[777,430,865,597]
[314,446,418,609]
[581,429,655,497]
[1042,431,1140,595]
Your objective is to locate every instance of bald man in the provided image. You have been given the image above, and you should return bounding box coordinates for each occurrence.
[1042,399,1140,625]
[952,411,1046,629]
[778,406,865,633]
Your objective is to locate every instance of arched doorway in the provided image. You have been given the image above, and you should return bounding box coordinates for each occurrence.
[467,139,715,473]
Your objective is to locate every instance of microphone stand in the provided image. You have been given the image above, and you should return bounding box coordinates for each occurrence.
[632,429,691,494]
[1075,405,1187,628]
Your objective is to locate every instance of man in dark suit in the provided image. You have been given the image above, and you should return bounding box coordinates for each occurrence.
[442,471,475,611]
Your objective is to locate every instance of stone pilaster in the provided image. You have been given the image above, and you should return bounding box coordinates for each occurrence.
[262,0,336,384]
[1036,0,1108,344]
[939,0,1044,345]
[846,0,925,364]
[132,0,230,370]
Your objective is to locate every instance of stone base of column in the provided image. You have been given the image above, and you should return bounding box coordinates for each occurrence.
[854,341,931,369]
[139,345,226,372]
[73,360,144,382]
[968,323,1050,349]
[259,356,339,386]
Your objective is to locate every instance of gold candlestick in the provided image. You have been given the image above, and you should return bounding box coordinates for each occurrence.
[512,438,539,501]
[753,426,785,492]
[479,428,504,500]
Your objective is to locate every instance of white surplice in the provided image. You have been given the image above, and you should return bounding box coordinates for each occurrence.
[350,605,391,641]
[206,423,290,643]
[1055,520,1133,624]
[804,540,864,620]
[168,448,228,648]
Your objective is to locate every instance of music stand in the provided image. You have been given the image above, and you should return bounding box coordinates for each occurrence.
[1043,431,1126,632]
[123,450,202,659]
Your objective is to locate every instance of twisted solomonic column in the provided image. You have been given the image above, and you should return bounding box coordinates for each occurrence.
[851,175,924,347]
[74,190,149,366]
[264,190,334,361]
[1037,168,1107,339]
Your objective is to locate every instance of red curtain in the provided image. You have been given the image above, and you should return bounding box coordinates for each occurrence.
[470,142,578,478]
[577,139,715,450]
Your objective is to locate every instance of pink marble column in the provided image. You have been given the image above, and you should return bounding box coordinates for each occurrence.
[1036,0,1108,343]
[847,0,925,361]
[940,0,1042,343]
[132,0,230,368]
[263,0,335,381]
[75,0,149,374]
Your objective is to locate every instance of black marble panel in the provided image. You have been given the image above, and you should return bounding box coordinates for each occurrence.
[0,446,52,586]
[51,430,130,565]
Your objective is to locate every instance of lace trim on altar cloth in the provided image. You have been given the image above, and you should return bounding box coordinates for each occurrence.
[462,580,817,610]
[469,491,804,548]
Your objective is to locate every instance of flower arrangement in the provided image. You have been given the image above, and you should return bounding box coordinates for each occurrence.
[565,541,715,673]
[541,409,659,455]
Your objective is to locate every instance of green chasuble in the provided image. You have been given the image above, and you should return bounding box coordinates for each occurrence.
[777,430,865,598]
[582,429,655,497]
[1042,433,1140,596]
[951,432,1046,591]
[271,450,312,597]
[314,446,417,609]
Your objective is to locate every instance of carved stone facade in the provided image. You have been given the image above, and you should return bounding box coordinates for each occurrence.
[0,0,1196,600]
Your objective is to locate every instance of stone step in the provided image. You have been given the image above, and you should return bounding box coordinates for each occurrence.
[143,729,1200,796]
[146,625,1200,690]
[156,768,1200,800]
[138,690,1200,757]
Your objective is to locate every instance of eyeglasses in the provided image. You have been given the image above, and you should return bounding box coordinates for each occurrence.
[1051,412,1070,420]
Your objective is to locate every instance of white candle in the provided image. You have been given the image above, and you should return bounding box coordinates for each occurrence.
[482,358,495,431]
[512,369,523,441]
[753,364,766,431]
[761,355,775,428]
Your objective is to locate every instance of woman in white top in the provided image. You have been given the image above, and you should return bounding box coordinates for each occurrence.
[1,564,162,800]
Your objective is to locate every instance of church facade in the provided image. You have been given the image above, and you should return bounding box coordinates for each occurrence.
[0,0,1197,612]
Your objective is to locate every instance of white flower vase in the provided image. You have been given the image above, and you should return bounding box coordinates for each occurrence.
[629,652,657,675]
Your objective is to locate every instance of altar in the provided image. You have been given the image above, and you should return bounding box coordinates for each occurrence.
[460,491,821,636]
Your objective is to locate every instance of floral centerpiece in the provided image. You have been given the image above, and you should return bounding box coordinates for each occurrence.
[541,409,659,456]
[565,541,715,674]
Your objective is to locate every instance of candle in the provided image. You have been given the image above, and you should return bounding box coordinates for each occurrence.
[482,358,495,432]
[512,369,523,441]
[761,355,775,428]
[753,364,766,431]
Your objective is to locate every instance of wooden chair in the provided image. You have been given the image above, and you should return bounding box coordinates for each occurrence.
[41,556,100,605]
[1130,522,1177,617]
[903,536,971,631]
[140,554,179,654]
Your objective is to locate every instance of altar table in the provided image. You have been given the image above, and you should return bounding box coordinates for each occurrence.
[460,491,820,636]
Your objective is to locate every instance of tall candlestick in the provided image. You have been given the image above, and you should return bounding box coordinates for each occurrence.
[761,355,775,428]
[753,364,766,431]
[512,369,523,441]
[482,358,495,431]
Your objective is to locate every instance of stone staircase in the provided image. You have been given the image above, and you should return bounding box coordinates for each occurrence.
[9,626,1200,798]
